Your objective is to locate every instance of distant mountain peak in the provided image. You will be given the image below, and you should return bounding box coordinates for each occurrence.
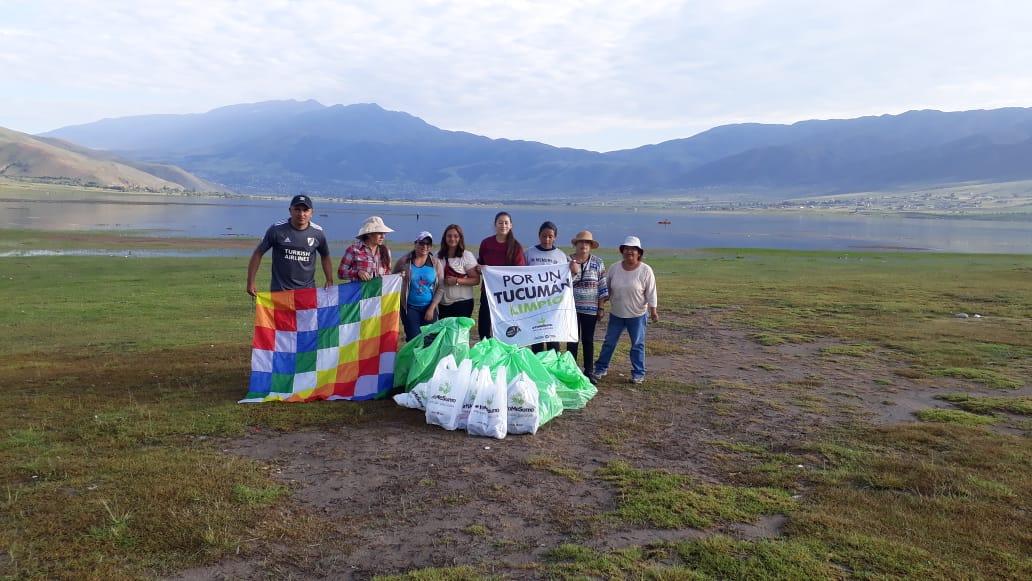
[208,99,326,115]
[332,102,384,110]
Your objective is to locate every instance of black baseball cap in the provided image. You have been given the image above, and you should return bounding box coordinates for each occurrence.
[290,194,313,209]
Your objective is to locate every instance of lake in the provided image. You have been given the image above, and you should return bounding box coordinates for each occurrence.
[2,191,1030,254]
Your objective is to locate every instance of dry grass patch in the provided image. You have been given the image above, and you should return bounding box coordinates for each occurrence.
[749,332,813,346]
[820,343,876,357]
[937,393,1032,415]
[524,454,584,482]
[597,461,793,529]
[914,408,999,426]
[791,423,1032,579]
[934,367,1023,389]
[545,537,839,579]
[373,565,486,581]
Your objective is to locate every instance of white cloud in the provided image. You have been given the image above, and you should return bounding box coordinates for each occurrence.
[2,0,1031,150]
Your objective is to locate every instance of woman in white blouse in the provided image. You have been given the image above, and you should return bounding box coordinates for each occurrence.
[434,224,481,319]
[592,236,659,385]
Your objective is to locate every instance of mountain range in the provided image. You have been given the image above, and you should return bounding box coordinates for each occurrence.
[38,101,1032,199]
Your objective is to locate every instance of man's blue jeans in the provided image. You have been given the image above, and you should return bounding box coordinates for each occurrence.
[594,313,647,380]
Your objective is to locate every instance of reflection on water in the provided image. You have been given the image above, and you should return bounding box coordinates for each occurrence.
[2,192,1030,253]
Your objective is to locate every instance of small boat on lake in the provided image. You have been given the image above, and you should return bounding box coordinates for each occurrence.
[658,219,671,225]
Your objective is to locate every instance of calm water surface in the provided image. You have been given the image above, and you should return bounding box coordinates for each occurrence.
[2,192,1030,253]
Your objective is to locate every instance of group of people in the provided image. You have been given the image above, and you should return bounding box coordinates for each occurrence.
[246,195,659,384]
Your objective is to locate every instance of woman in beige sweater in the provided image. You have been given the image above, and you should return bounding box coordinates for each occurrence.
[592,236,659,385]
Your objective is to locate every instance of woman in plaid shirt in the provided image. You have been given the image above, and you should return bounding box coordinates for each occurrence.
[338,216,394,282]
[566,230,608,380]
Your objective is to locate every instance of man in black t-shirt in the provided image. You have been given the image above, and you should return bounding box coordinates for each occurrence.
[246,195,334,296]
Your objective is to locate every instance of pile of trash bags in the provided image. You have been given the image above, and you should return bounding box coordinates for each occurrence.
[392,317,597,439]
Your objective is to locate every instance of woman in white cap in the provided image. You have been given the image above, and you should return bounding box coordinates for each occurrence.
[567,230,608,381]
[338,216,394,283]
[435,224,480,320]
[392,231,443,341]
[593,235,659,385]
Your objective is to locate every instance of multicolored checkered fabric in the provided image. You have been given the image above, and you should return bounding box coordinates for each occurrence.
[240,274,403,402]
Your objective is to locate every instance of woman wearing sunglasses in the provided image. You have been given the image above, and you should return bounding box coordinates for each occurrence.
[392,230,443,341]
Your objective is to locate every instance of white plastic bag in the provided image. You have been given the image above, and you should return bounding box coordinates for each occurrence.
[434,354,460,379]
[467,367,508,439]
[426,357,473,430]
[456,365,482,430]
[506,371,541,435]
[399,355,458,411]
[393,380,429,410]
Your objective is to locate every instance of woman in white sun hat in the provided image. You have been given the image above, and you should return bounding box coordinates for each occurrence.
[592,235,659,385]
[338,216,394,283]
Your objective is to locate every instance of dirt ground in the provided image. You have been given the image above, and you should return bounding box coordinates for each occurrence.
[173,309,1028,580]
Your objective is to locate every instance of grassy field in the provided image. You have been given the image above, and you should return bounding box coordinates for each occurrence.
[1,236,1030,579]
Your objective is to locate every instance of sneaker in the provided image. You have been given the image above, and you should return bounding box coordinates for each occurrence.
[591,370,607,383]
[631,376,645,385]
[587,374,598,385]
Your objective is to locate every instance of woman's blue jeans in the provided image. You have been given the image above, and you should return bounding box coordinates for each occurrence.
[594,313,647,380]
[402,303,436,341]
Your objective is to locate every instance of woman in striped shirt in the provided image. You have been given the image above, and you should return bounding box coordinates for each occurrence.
[567,230,608,380]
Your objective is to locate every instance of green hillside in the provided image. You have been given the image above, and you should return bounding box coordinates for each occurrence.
[0,127,204,191]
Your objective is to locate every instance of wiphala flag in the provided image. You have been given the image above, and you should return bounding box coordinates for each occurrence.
[241,274,403,402]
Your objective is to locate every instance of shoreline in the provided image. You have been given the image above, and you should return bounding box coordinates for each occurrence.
[5,227,1032,257]
[3,178,1030,221]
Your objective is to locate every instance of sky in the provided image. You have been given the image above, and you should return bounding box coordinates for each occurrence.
[2,0,1032,152]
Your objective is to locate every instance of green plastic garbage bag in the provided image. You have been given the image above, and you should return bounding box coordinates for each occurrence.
[393,317,473,392]
[535,350,597,410]
[507,347,564,425]
[469,337,516,368]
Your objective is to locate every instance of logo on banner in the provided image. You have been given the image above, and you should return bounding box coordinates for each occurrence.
[506,325,520,338]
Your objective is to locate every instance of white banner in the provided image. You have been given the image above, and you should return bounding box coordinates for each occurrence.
[481,264,578,346]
